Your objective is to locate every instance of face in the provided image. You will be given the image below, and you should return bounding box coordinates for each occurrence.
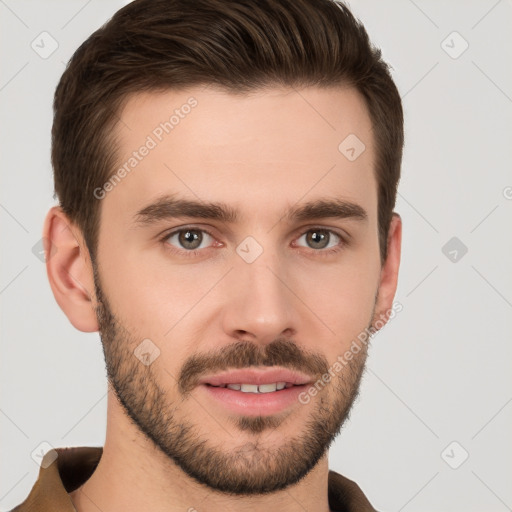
[92,85,383,495]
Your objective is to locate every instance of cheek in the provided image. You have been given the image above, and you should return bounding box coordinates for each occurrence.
[294,254,380,343]
[98,235,208,336]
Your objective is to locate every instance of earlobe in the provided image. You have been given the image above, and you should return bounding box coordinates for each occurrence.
[372,212,402,331]
[43,206,99,333]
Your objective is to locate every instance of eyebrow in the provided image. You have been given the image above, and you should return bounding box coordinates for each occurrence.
[132,193,368,227]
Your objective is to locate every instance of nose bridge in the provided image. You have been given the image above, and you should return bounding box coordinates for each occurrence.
[222,238,297,340]
[245,251,285,302]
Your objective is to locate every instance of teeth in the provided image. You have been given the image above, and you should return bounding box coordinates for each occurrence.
[240,384,260,393]
[221,382,288,393]
[255,383,276,393]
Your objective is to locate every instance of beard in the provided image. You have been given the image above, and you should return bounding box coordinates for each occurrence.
[92,262,373,496]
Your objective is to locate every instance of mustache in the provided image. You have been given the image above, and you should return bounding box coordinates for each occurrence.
[179,338,329,395]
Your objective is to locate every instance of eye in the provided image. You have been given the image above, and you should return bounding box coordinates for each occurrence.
[163,228,216,252]
[160,226,346,259]
[295,228,344,253]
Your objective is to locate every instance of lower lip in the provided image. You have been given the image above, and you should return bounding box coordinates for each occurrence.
[200,384,308,416]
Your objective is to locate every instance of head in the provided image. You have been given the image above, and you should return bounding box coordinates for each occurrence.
[45,0,403,497]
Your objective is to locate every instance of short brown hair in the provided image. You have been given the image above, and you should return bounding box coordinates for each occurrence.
[52,0,403,265]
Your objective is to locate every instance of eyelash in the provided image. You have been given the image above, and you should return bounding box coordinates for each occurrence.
[159,226,348,259]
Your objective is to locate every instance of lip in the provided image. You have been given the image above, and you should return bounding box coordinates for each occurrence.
[200,382,309,416]
[197,368,314,387]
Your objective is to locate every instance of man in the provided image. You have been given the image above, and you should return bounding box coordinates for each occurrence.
[12,0,403,510]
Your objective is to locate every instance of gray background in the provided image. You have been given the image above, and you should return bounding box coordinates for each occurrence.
[1,1,511,511]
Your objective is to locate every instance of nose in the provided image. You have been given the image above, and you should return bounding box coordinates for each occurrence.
[220,249,299,345]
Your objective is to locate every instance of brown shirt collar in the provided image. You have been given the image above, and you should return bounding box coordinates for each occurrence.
[11,447,377,512]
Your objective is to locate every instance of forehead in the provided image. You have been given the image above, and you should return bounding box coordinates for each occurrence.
[103,85,377,227]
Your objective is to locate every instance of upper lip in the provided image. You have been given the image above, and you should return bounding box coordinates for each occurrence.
[199,368,314,387]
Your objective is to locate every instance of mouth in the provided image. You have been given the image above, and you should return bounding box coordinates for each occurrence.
[197,368,313,415]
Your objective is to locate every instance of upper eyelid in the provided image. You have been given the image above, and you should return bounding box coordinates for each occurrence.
[163,226,217,242]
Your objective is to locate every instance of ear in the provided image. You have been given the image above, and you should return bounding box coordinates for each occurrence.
[371,212,402,331]
[43,206,99,332]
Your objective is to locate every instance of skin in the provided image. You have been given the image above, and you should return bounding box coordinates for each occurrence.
[44,84,401,512]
